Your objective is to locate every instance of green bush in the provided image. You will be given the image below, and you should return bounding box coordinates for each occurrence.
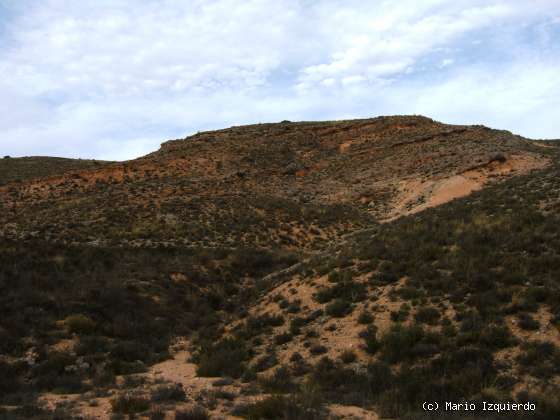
[360,325,380,355]
[259,366,296,393]
[517,341,560,379]
[357,311,373,324]
[65,314,96,334]
[175,406,210,420]
[414,307,440,325]
[253,353,278,372]
[309,344,328,356]
[239,394,324,420]
[290,317,307,335]
[111,393,150,414]
[517,313,540,330]
[326,299,352,318]
[196,338,247,378]
[151,384,186,402]
[275,332,293,345]
[380,324,425,363]
[339,350,357,364]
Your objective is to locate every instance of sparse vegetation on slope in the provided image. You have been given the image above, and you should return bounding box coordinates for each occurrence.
[0,156,112,186]
[0,116,558,418]
[222,145,560,418]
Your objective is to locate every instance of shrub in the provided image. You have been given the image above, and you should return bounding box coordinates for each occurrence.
[390,309,408,322]
[151,383,186,402]
[380,324,424,363]
[358,311,374,325]
[360,325,380,355]
[259,366,296,393]
[241,368,257,383]
[175,406,210,420]
[196,338,247,378]
[414,307,440,325]
[309,344,328,356]
[65,314,96,334]
[307,309,324,322]
[275,332,293,345]
[290,317,306,335]
[253,353,278,372]
[110,340,150,363]
[366,361,394,395]
[0,360,20,395]
[291,356,311,377]
[490,153,507,163]
[517,341,560,379]
[326,299,352,318]
[339,350,357,364]
[212,377,234,387]
[315,282,366,304]
[111,393,150,414]
[480,325,515,349]
[149,406,166,420]
[517,313,540,331]
[242,314,285,338]
[239,395,322,420]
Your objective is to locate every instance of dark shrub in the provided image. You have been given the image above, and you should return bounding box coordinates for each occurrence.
[240,395,322,420]
[259,366,296,393]
[175,406,210,420]
[0,360,20,394]
[380,325,424,363]
[358,311,373,325]
[480,325,515,349]
[253,353,278,372]
[309,344,328,356]
[339,350,357,364]
[65,314,96,334]
[149,406,166,420]
[151,383,186,402]
[414,307,440,325]
[517,313,540,331]
[275,332,293,345]
[242,314,285,338]
[111,393,150,414]
[290,317,306,335]
[110,340,150,363]
[360,325,380,355]
[326,299,352,318]
[517,341,560,379]
[196,338,247,378]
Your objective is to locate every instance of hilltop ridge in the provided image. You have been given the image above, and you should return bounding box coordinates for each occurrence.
[0,115,550,248]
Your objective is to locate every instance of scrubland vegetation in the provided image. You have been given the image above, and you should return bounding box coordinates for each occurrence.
[0,118,558,418]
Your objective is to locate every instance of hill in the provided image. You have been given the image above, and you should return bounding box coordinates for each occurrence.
[0,156,113,186]
[0,116,548,248]
[0,116,559,419]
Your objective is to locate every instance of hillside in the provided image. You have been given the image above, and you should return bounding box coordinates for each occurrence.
[0,116,548,249]
[0,156,113,186]
[0,116,559,419]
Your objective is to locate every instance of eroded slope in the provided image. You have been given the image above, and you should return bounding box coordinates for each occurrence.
[0,116,549,250]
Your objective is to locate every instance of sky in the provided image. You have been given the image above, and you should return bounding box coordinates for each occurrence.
[0,0,559,161]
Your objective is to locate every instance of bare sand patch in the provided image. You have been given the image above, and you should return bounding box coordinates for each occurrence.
[386,153,549,221]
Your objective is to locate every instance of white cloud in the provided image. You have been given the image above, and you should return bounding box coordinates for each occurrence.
[0,0,559,159]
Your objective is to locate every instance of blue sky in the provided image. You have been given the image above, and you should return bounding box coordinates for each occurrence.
[0,0,559,160]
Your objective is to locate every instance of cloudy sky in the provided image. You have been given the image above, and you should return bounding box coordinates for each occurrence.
[1,0,559,160]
